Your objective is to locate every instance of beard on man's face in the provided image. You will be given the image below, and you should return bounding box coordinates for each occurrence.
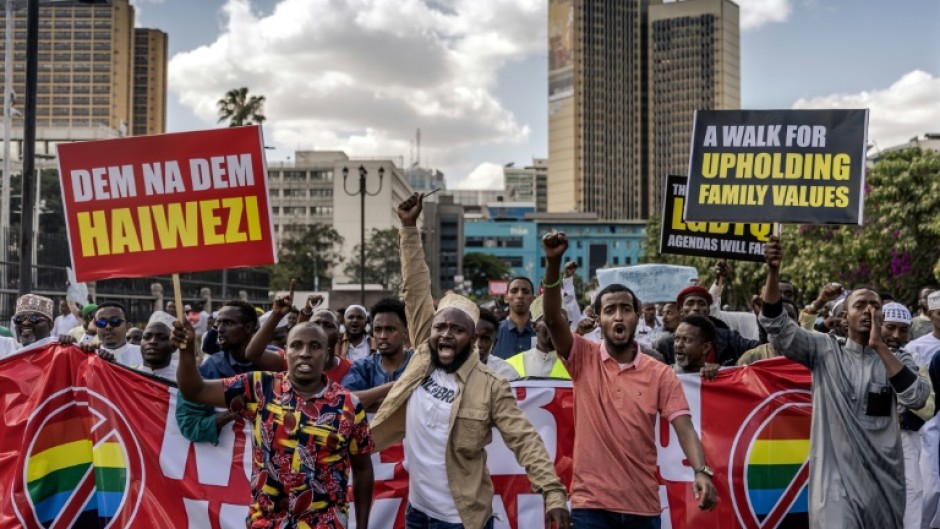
[430,342,474,373]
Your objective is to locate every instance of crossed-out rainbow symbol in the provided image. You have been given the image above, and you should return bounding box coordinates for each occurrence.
[729,389,812,529]
[12,388,144,529]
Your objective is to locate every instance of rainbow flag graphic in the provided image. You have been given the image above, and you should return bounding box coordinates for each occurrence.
[745,407,810,529]
[25,413,128,528]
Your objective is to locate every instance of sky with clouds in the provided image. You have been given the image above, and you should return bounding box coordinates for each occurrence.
[132,0,940,190]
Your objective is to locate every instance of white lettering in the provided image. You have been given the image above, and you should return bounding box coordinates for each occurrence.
[71,169,93,202]
[189,158,211,191]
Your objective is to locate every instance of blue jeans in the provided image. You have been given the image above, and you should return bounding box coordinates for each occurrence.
[405,504,494,529]
[571,509,661,529]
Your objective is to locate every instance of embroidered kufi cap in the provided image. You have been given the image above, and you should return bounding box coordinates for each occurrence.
[437,294,480,325]
[15,294,54,320]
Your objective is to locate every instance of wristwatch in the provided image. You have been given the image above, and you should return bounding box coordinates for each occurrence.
[694,465,715,478]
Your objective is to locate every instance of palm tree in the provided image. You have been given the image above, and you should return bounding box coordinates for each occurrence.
[217,87,267,127]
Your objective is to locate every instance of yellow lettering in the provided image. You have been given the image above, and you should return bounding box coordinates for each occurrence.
[77,211,110,257]
[708,222,729,235]
[137,206,155,251]
[735,153,753,179]
[199,199,225,245]
[244,196,262,241]
[702,153,718,178]
[152,202,199,249]
[813,154,831,181]
[750,224,771,241]
[110,208,141,254]
[222,197,247,243]
[719,153,736,178]
[833,154,850,180]
[835,186,849,207]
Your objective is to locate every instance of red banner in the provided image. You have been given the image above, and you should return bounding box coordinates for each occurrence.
[56,126,277,282]
[0,346,811,529]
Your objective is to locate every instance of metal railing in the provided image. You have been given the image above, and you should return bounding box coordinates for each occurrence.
[0,227,272,323]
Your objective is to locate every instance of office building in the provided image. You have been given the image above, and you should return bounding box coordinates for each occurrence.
[649,0,739,215]
[266,151,413,284]
[547,0,739,220]
[464,213,646,290]
[405,166,445,200]
[422,195,464,297]
[132,28,167,136]
[505,158,548,212]
[0,0,168,139]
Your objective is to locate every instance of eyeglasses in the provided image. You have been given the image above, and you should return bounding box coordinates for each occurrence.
[95,317,126,328]
[13,313,50,325]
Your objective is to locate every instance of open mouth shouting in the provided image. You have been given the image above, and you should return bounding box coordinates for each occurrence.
[437,340,457,364]
[610,323,628,341]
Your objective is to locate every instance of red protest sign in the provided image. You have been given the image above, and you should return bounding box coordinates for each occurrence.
[57,126,277,282]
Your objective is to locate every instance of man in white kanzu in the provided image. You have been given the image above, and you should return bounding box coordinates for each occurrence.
[370,192,571,529]
[759,236,928,528]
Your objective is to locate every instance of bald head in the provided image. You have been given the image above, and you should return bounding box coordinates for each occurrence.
[287,321,328,344]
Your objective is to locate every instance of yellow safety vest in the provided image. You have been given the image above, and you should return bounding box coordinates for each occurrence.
[506,351,571,380]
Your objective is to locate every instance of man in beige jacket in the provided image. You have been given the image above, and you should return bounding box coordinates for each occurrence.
[370,192,570,529]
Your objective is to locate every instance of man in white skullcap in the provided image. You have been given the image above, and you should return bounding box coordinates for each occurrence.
[338,305,374,362]
[905,291,940,369]
[133,311,180,381]
[370,192,570,529]
[881,301,935,529]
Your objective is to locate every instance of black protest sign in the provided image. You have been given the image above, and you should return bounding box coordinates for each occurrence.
[684,109,868,224]
[660,175,771,262]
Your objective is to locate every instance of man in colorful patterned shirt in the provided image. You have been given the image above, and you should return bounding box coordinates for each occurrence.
[176,320,375,528]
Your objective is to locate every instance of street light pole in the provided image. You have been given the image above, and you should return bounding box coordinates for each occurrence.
[18,0,38,295]
[343,164,384,306]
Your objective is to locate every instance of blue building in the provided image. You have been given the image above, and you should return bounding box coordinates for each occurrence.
[464,219,539,281]
[464,212,646,288]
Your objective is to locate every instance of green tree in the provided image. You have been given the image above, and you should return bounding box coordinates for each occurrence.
[463,252,511,296]
[270,224,344,290]
[217,87,267,127]
[643,147,940,308]
[782,147,940,305]
[344,228,402,292]
[10,168,66,236]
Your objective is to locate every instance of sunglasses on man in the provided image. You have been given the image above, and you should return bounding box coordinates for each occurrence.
[95,317,127,328]
[13,313,51,325]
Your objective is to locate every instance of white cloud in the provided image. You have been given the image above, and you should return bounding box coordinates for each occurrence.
[168,0,545,180]
[735,0,792,30]
[454,162,504,190]
[792,70,940,149]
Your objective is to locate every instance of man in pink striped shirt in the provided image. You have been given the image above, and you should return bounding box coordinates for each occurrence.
[540,231,718,528]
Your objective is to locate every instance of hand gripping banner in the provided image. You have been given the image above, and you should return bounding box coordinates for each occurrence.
[0,345,812,529]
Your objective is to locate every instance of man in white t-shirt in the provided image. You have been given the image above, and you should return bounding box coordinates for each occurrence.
[51,298,80,337]
[370,192,570,529]
[92,302,143,367]
[905,291,940,369]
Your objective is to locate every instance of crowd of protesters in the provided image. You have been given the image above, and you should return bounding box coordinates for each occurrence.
[2,190,939,529]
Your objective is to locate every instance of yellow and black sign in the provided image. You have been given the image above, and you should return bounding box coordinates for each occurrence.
[660,175,771,262]
[684,109,868,225]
